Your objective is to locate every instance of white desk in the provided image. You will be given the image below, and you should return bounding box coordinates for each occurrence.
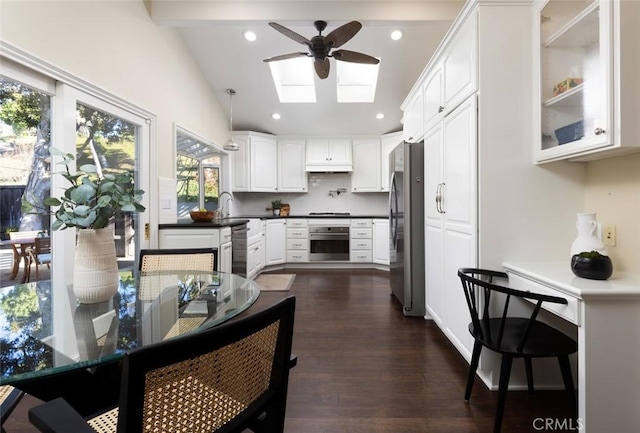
[503,262,640,433]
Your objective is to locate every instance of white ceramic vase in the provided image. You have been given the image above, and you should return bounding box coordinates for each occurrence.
[570,213,606,257]
[73,227,119,303]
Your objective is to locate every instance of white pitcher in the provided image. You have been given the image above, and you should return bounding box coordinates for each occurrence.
[570,213,607,257]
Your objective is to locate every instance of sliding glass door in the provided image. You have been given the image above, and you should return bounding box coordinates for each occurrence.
[53,85,150,280]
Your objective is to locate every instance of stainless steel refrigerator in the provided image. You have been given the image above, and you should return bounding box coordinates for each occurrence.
[389,141,425,316]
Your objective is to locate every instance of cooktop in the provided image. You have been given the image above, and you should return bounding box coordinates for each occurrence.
[308,212,351,216]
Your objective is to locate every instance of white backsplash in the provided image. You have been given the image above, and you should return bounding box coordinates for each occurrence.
[231,173,388,216]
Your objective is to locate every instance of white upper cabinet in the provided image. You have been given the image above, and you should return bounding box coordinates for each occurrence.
[278,139,307,192]
[401,89,424,143]
[423,65,444,130]
[380,132,402,192]
[442,12,477,114]
[305,138,352,171]
[249,134,278,192]
[232,132,277,192]
[351,139,381,192]
[535,0,640,162]
[233,132,308,193]
[230,134,249,192]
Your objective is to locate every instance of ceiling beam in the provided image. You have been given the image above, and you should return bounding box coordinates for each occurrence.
[149,1,463,25]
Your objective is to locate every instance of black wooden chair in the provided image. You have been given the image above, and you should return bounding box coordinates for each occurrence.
[458,268,577,433]
[139,247,218,273]
[29,296,296,433]
[1,385,25,433]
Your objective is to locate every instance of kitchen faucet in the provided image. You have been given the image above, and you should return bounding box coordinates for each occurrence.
[218,191,234,218]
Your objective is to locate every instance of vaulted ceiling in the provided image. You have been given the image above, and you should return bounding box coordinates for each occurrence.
[149,1,464,136]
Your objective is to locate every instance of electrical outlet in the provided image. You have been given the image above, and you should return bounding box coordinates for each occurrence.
[603,224,616,247]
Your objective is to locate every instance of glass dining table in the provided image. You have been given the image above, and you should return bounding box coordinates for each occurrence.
[0,270,260,415]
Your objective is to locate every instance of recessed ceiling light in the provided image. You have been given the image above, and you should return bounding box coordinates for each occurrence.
[376,113,385,120]
[272,113,281,120]
[244,30,257,42]
[390,30,403,41]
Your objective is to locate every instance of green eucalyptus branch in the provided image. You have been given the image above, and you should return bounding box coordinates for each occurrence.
[23,148,145,230]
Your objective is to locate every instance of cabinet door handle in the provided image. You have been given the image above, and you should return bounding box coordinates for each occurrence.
[594,128,605,135]
[435,183,446,214]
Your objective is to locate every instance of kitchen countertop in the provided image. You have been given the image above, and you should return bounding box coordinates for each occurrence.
[159,215,388,229]
[159,218,250,229]
[236,214,389,219]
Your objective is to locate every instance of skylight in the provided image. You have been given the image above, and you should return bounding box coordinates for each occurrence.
[268,57,381,103]
[336,60,380,103]
[268,57,316,103]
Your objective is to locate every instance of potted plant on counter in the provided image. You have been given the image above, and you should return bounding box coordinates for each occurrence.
[271,200,282,216]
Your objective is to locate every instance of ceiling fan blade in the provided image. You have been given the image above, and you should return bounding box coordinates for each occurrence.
[314,58,330,79]
[332,49,380,64]
[268,22,311,46]
[326,21,362,48]
[263,52,309,62]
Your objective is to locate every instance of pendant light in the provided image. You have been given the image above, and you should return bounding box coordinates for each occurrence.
[223,88,239,151]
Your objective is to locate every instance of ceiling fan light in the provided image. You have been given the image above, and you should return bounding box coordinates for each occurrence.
[223,137,240,151]
[244,30,257,42]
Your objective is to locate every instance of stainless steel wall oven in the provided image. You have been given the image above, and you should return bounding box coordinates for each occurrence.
[309,226,349,261]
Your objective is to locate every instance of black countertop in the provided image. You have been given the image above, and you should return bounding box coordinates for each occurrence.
[158,214,388,229]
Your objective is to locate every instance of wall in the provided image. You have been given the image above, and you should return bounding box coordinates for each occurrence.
[0,0,229,179]
[584,153,640,272]
[233,173,387,216]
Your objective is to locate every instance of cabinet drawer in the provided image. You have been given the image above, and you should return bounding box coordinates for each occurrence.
[286,239,308,250]
[287,251,309,262]
[351,228,372,239]
[351,239,372,250]
[287,219,308,228]
[351,219,372,228]
[508,273,580,325]
[350,251,372,262]
[287,228,308,239]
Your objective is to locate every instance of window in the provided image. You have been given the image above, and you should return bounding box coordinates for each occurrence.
[175,127,223,217]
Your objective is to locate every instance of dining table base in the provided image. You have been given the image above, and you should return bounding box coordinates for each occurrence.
[12,358,122,417]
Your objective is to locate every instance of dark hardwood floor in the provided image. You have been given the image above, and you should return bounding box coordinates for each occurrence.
[3,269,574,433]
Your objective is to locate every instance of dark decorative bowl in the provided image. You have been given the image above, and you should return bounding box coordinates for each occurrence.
[571,254,613,280]
[189,210,216,222]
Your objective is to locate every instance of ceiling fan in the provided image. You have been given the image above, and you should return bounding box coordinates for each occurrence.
[263,20,380,79]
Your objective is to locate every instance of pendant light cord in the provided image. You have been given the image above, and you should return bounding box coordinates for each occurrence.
[228,89,236,133]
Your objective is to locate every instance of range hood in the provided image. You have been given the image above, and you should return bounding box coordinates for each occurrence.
[305,164,352,173]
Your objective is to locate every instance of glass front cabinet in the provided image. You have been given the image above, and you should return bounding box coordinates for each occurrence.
[534,0,640,163]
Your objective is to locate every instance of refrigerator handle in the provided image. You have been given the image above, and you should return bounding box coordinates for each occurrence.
[390,172,398,244]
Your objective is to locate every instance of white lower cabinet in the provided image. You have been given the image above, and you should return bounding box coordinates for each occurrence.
[246,235,264,279]
[219,241,232,274]
[265,219,286,266]
[350,219,372,263]
[372,219,390,265]
[286,219,308,262]
[158,228,224,272]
